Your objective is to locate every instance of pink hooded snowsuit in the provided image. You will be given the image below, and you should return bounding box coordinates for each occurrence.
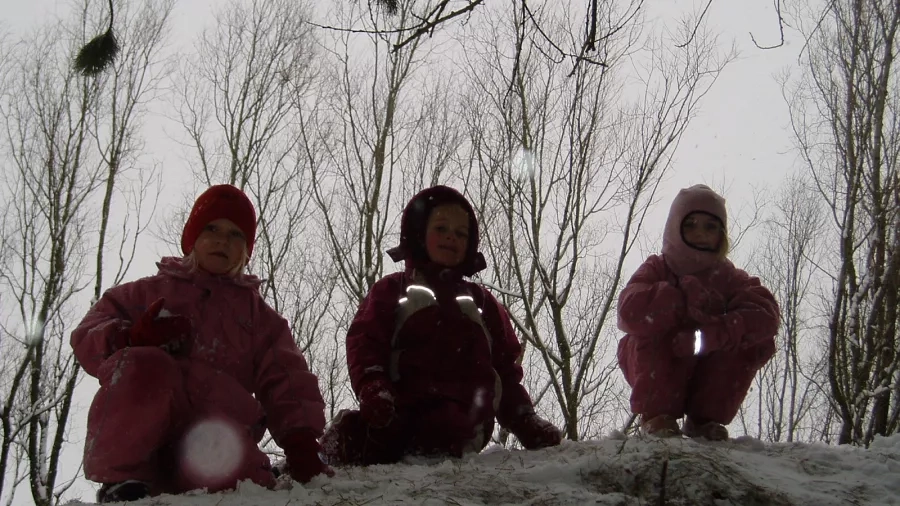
[71,257,326,494]
[617,185,780,424]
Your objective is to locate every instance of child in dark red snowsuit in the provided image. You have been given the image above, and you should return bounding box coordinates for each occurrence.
[617,184,780,440]
[71,185,332,503]
[321,185,561,465]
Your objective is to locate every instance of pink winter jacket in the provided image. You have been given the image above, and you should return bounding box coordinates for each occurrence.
[618,254,780,359]
[71,257,326,444]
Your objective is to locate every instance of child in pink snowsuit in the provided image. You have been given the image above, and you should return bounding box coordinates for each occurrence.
[617,184,780,440]
[320,185,561,466]
[72,185,332,503]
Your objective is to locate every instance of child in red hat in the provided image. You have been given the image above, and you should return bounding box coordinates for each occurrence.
[71,185,332,503]
[617,184,780,440]
[320,185,562,466]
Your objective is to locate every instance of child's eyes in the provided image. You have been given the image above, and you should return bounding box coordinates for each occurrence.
[203,224,244,240]
[683,221,720,233]
[432,224,468,239]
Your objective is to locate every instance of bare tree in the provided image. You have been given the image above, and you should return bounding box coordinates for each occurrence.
[0,25,102,506]
[0,1,169,504]
[738,175,831,442]
[87,0,172,296]
[360,0,786,64]
[460,1,731,442]
[305,1,458,302]
[787,0,900,445]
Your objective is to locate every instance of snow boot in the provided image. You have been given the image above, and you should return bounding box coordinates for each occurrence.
[640,415,682,438]
[682,417,729,441]
[97,480,150,503]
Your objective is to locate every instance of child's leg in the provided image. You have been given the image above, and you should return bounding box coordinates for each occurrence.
[319,409,406,466]
[84,347,189,486]
[618,335,695,420]
[686,341,775,425]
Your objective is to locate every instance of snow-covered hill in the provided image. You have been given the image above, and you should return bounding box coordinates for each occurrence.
[65,433,900,505]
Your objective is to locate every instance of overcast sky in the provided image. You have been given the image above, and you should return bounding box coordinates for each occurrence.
[1,1,802,504]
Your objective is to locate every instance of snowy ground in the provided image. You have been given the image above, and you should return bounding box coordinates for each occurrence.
[65,432,900,506]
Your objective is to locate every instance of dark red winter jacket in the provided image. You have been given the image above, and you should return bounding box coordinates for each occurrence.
[347,271,532,426]
[347,186,535,438]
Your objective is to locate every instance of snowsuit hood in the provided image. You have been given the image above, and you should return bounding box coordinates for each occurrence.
[387,185,487,278]
[661,184,727,276]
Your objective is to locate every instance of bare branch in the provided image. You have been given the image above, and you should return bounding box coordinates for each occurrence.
[750,0,786,49]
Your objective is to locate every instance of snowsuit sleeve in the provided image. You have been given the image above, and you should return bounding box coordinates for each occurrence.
[479,289,535,427]
[345,275,403,395]
[70,282,145,378]
[617,255,686,337]
[253,303,327,443]
[722,266,781,350]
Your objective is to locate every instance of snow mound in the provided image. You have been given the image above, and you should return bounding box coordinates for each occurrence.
[64,434,900,506]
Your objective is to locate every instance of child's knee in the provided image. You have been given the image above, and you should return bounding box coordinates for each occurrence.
[745,339,775,369]
[98,347,180,387]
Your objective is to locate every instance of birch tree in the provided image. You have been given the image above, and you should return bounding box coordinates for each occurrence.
[0,1,169,503]
[739,175,831,442]
[787,0,900,445]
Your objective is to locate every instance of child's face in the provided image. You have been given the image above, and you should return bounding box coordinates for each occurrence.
[424,204,470,267]
[681,212,723,252]
[194,218,247,274]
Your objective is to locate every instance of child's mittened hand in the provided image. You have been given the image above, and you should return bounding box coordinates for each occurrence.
[687,306,712,325]
[358,378,396,429]
[698,319,739,354]
[679,275,709,310]
[281,430,335,483]
[509,413,563,450]
[680,276,724,321]
[672,330,697,357]
[128,298,192,349]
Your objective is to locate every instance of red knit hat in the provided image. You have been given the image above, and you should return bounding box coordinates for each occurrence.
[181,185,257,258]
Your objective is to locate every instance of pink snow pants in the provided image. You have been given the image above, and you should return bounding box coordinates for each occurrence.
[617,334,775,423]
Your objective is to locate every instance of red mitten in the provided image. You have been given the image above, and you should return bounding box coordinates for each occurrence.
[358,377,396,429]
[679,276,724,323]
[698,312,744,354]
[127,298,192,351]
[507,413,562,450]
[281,430,335,483]
[679,275,709,308]
[672,330,698,357]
